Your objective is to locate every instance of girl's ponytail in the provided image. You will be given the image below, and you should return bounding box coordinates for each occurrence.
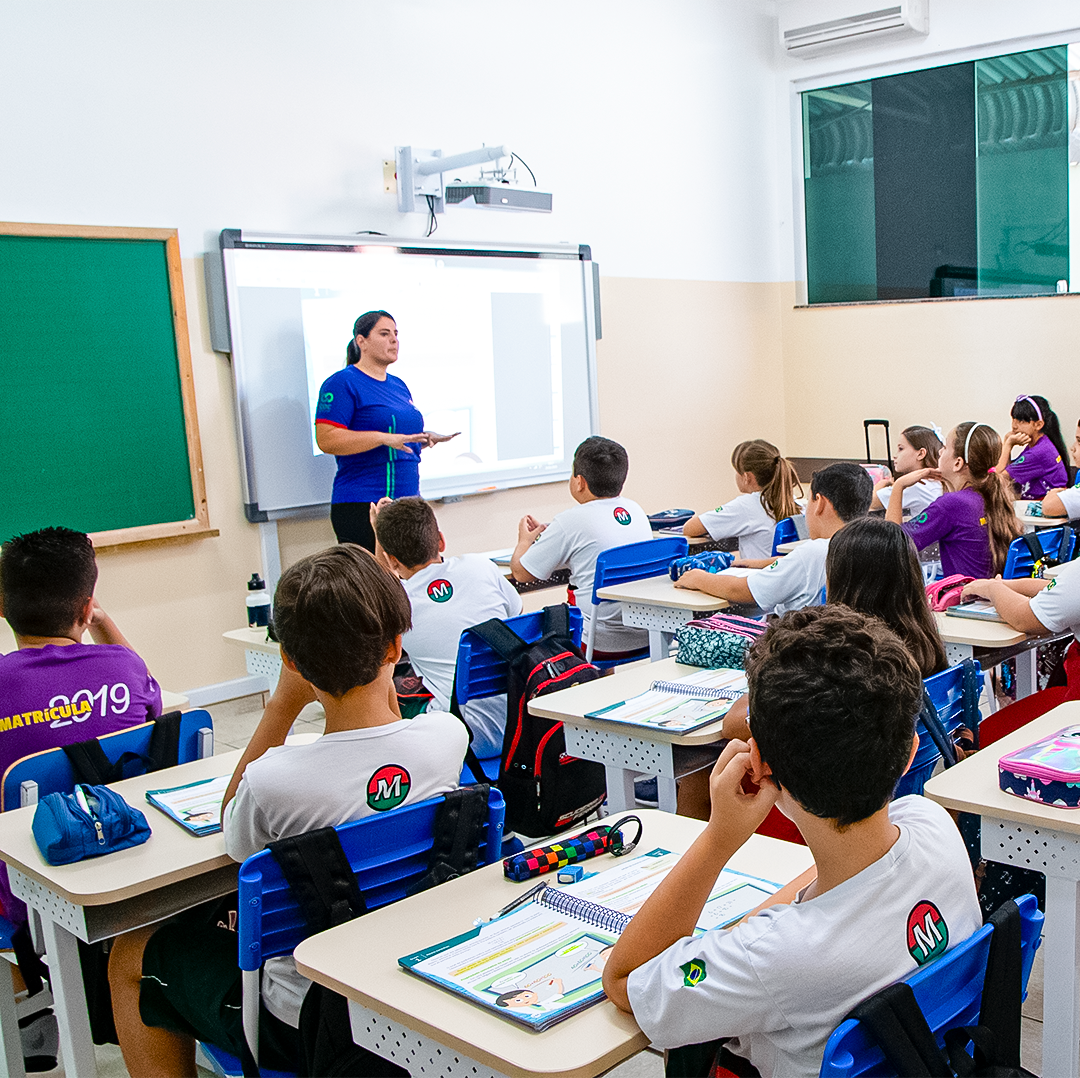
[732,440,803,523]
[956,421,1021,574]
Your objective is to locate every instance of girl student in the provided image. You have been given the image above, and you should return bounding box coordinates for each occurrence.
[827,517,947,678]
[886,422,1021,579]
[1042,416,1080,519]
[869,425,945,514]
[998,393,1069,501]
[683,439,802,561]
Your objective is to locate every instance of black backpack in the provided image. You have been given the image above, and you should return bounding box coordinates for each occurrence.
[458,605,606,836]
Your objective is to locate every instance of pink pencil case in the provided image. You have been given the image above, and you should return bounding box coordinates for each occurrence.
[998,725,1080,808]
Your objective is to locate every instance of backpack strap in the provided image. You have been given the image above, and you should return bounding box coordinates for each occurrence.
[846,981,952,1077]
[918,688,959,769]
[961,658,981,751]
[461,617,530,662]
[144,710,182,771]
[448,681,492,787]
[408,785,491,894]
[61,710,185,786]
[541,603,571,640]
[268,827,368,933]
[975,899,1024,1068]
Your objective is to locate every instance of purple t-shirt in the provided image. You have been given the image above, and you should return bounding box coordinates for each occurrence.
[902,488,994,579]
[1006,436,1068,500]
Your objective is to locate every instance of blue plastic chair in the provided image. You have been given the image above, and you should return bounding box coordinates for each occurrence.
[894,662,982,799]
[199,788,505,1077]
[587,536,688,668]
[454,608,584,784]
[1002,526,1076,579]
[770,515,809,557]
[1,711,215,811]
[820,894,1043,1077]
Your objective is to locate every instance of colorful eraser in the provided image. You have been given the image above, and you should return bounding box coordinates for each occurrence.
[557,864,584,884]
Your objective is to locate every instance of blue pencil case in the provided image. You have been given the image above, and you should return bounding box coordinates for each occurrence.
[669,550,734,580]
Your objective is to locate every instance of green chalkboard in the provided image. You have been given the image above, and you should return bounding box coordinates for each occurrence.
[0,224,209,547]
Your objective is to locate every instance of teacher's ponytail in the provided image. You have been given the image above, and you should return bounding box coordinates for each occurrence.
[345,309,395,366]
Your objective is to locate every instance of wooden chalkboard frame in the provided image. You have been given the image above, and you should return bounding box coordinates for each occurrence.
[1,222,211,548]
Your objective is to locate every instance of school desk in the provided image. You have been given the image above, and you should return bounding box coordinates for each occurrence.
[294,809,815,1078]
[925,700,1080,1078]
[529,656,729,813]
[775,539,808,554]
[0,751,242,1078]
[224,625,282,689]
[1015,501,1069,531]
[594,574,734,661]
[160,688,190,710]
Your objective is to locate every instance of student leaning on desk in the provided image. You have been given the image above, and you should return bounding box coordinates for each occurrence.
[603,606,981,1078]
[108,546,467,1077]
[1040,413,1080,519]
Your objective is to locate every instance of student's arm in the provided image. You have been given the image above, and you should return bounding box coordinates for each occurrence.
[315,423,427,457]
[998,432,1027,476]
[604,741,778,1011]
[885,467,935,525]
[510,514,547,583]
[683,514,708,538]
[369,497,396,573]
[86,601,135,650]
[869,477,892,512]
[960,576,1049,634]
[674,568,754,604]
[732,558,774,570]
[222,663,316,810]
[1042,490,1068,518]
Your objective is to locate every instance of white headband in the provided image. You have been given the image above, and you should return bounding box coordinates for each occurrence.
[963,422,993,461]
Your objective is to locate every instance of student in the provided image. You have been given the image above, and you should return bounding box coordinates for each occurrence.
[998,393,1069,501]
[675,462,872,615]
[109,545,467,1077]
[0,526,161,780]
[963,561,1080,646]
[1041,417,1080,519]
[683,440,803,560]
[512,436,652,657]
[373,496,522,757]
[827,517,947,678]
[888,422,1020,578]
[869,425,944,514]
[602,606,981,1078]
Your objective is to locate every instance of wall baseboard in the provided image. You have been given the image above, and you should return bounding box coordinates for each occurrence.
[180,675,270,707]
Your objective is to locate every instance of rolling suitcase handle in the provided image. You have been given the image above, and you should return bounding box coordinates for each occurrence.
[864,418,892,471]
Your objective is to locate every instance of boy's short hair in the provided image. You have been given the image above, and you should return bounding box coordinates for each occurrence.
[572,436,629,499]
[745,605,922,828]
[0,527,98,637]
[375,497,440,568]
[810,462,873,522]
[273,546,411,697]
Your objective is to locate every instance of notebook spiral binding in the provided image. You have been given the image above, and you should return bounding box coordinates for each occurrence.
[540,889,632,934]
[650,680,743,700]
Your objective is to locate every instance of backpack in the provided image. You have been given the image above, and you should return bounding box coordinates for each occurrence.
[926,575,975,612]
[458,605,606,836]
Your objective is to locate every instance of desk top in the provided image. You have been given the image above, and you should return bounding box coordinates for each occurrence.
[932,611,1028,649]
[530,656,733,745]
[1015,502,1068,528]
[596,574,731,612]
[925,700,1080,832]
[0,751,240,906]
[224,626,280,656]
[294,811,814,1078]
[776,540,808,554]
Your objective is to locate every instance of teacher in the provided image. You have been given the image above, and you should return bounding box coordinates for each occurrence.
[315,310,429,549]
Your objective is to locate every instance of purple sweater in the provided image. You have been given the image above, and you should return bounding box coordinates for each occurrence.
[1006,436,1068,500]
[903,488,995,579]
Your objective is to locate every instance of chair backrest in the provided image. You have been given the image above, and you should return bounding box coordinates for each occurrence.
[588,536,688,607]
[894,662,981,799]
[771,516,801,556]
[1002,526,1076,579]
[237,787,505,971]
[455,607,583,706]
[820,894,1043,1078]
[1,710,214,811]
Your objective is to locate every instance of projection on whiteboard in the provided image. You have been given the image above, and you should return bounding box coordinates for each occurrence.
[221,237,598,516]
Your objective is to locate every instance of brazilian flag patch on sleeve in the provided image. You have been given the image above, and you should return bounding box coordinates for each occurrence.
[680,959,707,987]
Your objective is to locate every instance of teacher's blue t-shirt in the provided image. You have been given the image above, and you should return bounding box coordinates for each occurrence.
[315,366,424,502]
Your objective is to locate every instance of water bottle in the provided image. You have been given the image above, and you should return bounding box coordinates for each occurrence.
[246,573,271,628]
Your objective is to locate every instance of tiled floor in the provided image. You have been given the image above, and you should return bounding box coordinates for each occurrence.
[46,694,1048,1077]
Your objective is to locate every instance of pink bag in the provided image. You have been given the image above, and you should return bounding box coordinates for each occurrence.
[925,574,975,612]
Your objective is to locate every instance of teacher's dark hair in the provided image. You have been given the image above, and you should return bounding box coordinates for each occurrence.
[346,310,395,366]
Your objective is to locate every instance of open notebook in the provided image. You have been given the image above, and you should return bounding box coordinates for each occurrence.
[585,668,747,734]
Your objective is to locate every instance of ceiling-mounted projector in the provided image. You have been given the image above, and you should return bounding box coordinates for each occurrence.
[445,183,552,212]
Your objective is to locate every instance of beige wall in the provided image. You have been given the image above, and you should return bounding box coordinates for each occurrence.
[779,284,1080,460]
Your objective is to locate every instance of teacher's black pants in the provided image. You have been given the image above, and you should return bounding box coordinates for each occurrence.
[330,502,376,551]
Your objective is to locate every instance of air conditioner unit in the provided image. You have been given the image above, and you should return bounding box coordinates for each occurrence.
[779,0,928,57]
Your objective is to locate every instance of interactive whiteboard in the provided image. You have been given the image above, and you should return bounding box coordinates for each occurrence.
[211,232,600,520]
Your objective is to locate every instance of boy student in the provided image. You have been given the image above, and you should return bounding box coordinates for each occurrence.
[373,495,522,757]
[603,606,981,1078]
[511,436,652,658]
[0,526,161,780]
[674,462,872,615]
[109,545,467,1077]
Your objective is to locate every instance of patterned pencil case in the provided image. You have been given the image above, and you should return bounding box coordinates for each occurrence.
[676,612,767,669]
[669,550,734,580]
[999,725,1080,808]
[502,816,642,881]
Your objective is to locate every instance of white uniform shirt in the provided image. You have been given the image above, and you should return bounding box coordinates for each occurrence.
[878,480,943,516]
[1030,559,1080,644]
[519,496,653,652]
[402,556,523,758]
[698,492,776,560]
[1054,483,1080,519]
[627,797,981,1078]
[746,538,830,615]
[223,711,468,1027]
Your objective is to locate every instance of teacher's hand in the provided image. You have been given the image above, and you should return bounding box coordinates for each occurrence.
[424,431,461,446]
[384,432,429,454]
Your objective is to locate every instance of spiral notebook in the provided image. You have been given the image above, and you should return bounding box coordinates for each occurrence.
[585,668,748,734]
[399,848,781,1030]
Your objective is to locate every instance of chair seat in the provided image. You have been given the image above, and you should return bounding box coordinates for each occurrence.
[198,1040,294,1077]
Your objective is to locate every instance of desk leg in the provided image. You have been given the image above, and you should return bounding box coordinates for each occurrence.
[657,777,678,814]
[40,918,97,1078]
[1015,647,1037,700]
[1041,875,1080,1078]
[649,631,672,662]
[0,960,26,1078]
[605,767,637,813]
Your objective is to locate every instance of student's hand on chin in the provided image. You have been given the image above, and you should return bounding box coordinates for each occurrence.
[706,740,779,844]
